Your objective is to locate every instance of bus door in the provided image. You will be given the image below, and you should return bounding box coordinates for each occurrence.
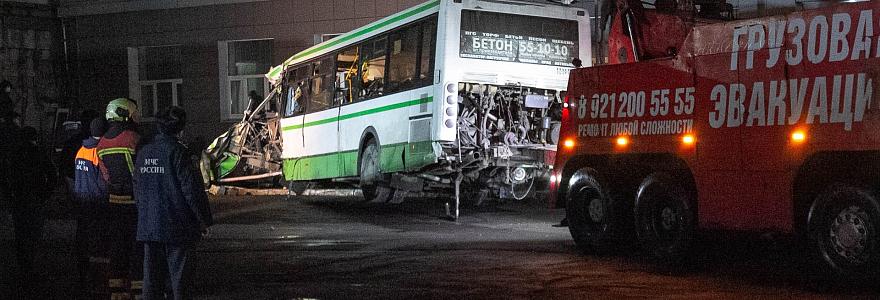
[301,56,341,180]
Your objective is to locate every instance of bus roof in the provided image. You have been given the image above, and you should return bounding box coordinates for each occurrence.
[267,0,441,83]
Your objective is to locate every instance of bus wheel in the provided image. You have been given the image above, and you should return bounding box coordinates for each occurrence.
[359,141,394,203]
[809,185,880,281]
[287,181,310,196]
[566,168,621,253]
[634,173,694,265]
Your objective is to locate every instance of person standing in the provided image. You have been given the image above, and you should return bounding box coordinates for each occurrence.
[12,126,56,299]
[135,106,213,300]
[62,109,100,199]
[0,112,28,299]
[96,98,143,298]
[73,118,110,298]
[0,80,14,118]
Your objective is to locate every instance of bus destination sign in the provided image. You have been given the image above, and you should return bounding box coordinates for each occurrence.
[460,30,575,67]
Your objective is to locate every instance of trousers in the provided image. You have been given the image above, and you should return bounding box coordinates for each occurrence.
[74,201,110,297]
[12,200,44,299]
[109,204,143,296]
[142,242,194,300]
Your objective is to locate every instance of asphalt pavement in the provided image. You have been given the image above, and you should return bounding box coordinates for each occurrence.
[1,193,878,299]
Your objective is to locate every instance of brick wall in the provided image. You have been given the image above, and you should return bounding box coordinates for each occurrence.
[0,1,60,136]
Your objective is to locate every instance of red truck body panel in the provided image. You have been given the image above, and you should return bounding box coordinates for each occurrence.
[554,1,880,233]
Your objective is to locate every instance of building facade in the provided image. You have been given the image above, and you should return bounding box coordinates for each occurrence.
[1,0,62,135]
[59,0,429,145]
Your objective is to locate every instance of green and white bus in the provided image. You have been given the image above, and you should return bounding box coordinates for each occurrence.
[205,0,591,216]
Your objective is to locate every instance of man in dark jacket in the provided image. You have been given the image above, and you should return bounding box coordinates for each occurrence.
[73,118,109,297]
[13,126,56,299]
[135,106,213,300]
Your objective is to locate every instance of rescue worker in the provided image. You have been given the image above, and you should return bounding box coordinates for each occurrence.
[96,98,143,299]
[73,118,110,298]
[62,110,100,198]
[135,106,213,300]
[13,126,56,299]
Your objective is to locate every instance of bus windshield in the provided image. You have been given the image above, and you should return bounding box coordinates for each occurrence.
[459,10,579,67]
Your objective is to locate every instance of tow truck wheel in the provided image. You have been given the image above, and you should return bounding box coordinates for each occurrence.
[359,141,394,203]
[566,168,622,253]
[809,185,880,282]
[634,173,694,265]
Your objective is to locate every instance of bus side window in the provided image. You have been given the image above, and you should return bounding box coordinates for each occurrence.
[357,36,387,100]
[418,17,437,87]
[335,46,360,105]
[284,65,311,117]
[386,25,419,93]
[308,56,335,113]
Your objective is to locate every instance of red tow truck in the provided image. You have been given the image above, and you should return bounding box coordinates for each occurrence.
[551,0,879,280]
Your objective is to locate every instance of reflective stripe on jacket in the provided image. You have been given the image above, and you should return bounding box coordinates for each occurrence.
[96,123,140,204]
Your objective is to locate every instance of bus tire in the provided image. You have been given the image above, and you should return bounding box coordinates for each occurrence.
[808,185,880,282]
[634,172,694,266]
[287,181,310,196]
[565,168,624,253]
[359,141,394,203]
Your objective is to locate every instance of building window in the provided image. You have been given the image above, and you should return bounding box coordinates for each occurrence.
[314,33,342,45]
[219,39,273,120]
[127,45,182,120]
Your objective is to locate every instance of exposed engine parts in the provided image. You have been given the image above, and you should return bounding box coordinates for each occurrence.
[433,83,562,204]
[457,83,562,150]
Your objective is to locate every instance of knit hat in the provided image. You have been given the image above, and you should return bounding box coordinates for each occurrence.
[90,118,107,138]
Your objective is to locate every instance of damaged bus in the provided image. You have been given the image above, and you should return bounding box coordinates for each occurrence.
[202,0,591,218]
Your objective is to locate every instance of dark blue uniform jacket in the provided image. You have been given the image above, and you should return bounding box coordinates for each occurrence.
[135,134,213,243]
[73,137,107,203]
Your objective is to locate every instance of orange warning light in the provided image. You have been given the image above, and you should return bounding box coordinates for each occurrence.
[682,134,695,145]
[791,130,806,143]
[563,138,575,149]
